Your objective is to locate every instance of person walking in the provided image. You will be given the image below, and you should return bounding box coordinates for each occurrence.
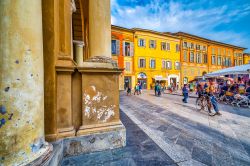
[154,83,158,96]
[157,84,161,96]
[127,87,131,96]
[134,83,139,95]
[139,83,142,95]
[182,84,189,103]
[205,80,222,116]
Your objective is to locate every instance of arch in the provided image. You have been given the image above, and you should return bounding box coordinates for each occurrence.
[72,0,89,60]
[137,72,147,79]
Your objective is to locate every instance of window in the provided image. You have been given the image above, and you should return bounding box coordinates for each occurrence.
[196,44,200,50]
[162,60,171,69]
[196,53,202,63]
[228,50,231,56]
[212,48,215,54]
[175,62,180,70]
[123,41,134,56]
[176,44,180,52]
[223,48,226,55]
[203,54,208,63]
[166,61,172,69]
[183,51,187,62]
[138,38,146,47]
[166,43,170,51]
[111,39,120,55]
[138,58,146,68]
[150,59,156,68]
[203,46,207,51]
[225,57,231,67]
[212,55,216,65]
[190,43,194,49]
[183,41,187,48]
[217,56,222,65]
[190,52,194,63]
[234,59,237,66]
[239,60,243,65]
[149,40,156,48]
[218,48,221,55]
[161,42,166,50]
[162,60,166,69]
[125,62,131,72]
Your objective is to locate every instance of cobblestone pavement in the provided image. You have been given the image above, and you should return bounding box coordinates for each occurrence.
[61,108,176,166]
[120,90,250,166]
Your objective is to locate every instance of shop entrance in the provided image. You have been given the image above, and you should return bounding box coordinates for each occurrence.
[138,79,147,89]
[137,72,147,89]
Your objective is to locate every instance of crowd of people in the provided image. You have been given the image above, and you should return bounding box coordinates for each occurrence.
[126,83,142,96]
[181,78,250,115]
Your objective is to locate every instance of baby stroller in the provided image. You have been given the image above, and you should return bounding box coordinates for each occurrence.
[232,94,250,108]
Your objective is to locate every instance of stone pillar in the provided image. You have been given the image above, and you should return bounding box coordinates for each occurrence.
[88,0,111,58]
[55,0,76,139]
[73,41,85,66]
[0,1,52,165]
[63,0,126,156]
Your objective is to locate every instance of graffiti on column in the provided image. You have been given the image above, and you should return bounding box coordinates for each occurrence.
[0,105,14,128]
[83,86,115,122]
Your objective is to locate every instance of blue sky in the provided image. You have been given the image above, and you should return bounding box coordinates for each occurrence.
[111,0,250,52]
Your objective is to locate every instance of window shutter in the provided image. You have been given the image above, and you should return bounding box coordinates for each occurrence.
[130,42,134,56]
[138,39,140,46]
[116,40,120,55]
[123,41,125,56]
[143,39,146,47]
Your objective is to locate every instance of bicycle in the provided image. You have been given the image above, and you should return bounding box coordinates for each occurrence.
[196,93,215,115]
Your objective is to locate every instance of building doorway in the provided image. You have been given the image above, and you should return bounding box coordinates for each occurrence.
[137,72,147,89]
[124,76,131,90]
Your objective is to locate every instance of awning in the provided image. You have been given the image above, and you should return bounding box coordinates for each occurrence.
[154,75,167,81]
[205,64,250,77]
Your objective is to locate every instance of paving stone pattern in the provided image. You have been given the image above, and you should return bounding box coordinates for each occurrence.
[120,90,250,166]
[61,111,176,166]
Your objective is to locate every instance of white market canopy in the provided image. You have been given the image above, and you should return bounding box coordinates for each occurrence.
[154,75,167,81]
[205,64,250,77]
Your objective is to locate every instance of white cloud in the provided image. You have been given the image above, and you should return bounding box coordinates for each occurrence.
[111,0,250,51]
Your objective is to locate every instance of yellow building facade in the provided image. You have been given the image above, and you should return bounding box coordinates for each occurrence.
[243,53,250,64]
[174,32,246,85]
[133,29,181,89]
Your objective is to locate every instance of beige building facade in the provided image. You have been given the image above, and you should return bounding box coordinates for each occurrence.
[0,0,125,165]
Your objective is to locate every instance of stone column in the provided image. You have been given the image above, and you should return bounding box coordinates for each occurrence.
[64,0,126,156]
[55,0,76,139]
[0,1,52,165]
[88,0,111,58]
[73,40,85,66]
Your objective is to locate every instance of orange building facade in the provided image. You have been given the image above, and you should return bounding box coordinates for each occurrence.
[111,25,135,90]
[174,32,246,85]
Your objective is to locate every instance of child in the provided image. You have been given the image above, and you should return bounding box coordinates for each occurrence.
[127,87,131,96]
[182,84,189,103]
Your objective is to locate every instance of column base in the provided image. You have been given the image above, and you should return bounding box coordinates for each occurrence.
[27,142,53,166]
[63,122,126,156]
